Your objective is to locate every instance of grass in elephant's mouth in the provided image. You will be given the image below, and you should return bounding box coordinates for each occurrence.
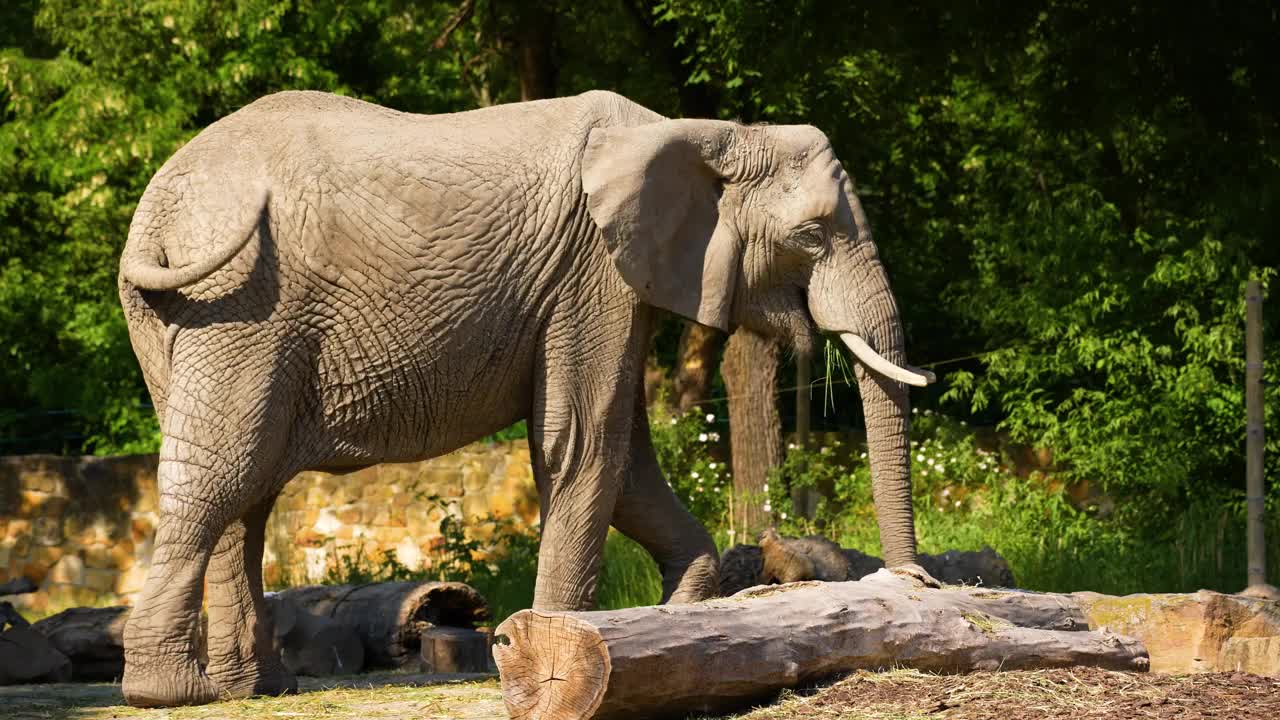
[821,336,855,415]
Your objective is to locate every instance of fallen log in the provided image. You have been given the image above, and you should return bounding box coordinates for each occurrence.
[29,606,130,682]
[493,570,1148,720]
[276,581,489,668]
[0,627,73,685]
[268,597,364,676]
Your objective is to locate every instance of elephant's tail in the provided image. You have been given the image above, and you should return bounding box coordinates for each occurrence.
[120,188,269,291]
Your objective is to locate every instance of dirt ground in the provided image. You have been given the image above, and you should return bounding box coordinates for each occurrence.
[3,668,1278,720]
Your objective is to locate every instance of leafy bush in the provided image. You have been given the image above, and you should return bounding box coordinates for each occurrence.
[648,403,731,530]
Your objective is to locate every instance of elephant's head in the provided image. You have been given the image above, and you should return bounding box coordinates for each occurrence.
[581,119,934,568]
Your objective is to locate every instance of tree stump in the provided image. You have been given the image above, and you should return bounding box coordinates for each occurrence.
[275,581,490,668]
[420,626,490,673]
[493,570,1148,720]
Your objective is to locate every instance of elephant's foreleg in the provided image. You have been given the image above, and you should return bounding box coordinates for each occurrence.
[528,423,628,611]
[205,492,297,699]
[527,304,651,611]
[611,394,719,603]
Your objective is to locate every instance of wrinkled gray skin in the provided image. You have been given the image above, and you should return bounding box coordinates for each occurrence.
[117,90,925,707]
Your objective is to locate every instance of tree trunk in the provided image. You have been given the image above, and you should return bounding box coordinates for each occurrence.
[722,330,782,539]
[514,4,556,101]
[275,581,489,669]
[672,322,725,412]
[492,570,1150,720]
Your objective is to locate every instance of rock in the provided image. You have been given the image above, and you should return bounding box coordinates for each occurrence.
[1075,590,1280,676]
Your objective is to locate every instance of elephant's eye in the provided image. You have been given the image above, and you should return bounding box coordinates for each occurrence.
[791,221,827,250]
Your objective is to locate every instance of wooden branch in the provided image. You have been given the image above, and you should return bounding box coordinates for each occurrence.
[493,570,1148,720]
[432,0,477,49]
[275,581,489,668]
[0,577,37,596]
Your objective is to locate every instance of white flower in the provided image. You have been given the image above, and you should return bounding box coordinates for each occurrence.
[953,500,961,508]
[912,407,918,414]
[860,451,867,459]
[669,418,678,425]
[762,483,769,492]
[917,454,926,462]
[727,528,736,538]
[763,503,772,513]
[710,432,721,441]
[706,413,716,423]
[942,487,951,497]
[691,471,700,479]
[787,442,797,450]
[708,462,717,470]
[698,433,708,442]
[820,446,831,455]
[780,512,788,520]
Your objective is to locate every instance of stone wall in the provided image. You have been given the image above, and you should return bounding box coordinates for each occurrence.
[0,443,537,611]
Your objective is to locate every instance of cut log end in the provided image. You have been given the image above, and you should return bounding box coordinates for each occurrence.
[493,612,610,720]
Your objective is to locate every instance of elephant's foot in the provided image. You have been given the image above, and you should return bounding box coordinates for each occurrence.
[122,656,221,708]
[208,659,298,699]
[889,562,942,589]
[663,551,720,604]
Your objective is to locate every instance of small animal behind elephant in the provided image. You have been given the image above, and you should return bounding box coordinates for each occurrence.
[719,529,1016,596]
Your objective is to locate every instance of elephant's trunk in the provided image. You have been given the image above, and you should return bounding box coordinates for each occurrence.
[807,181,926,568]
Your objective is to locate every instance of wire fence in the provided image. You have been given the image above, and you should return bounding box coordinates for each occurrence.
[1,348,1002,453]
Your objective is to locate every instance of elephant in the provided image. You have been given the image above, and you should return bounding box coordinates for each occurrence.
[115,89,935,707]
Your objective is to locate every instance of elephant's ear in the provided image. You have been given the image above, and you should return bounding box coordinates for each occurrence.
[581,119,740,332]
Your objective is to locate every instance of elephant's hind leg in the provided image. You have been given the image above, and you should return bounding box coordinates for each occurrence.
[122,337,300,707]
[205,492,297,699]
[611,392,719,603]
[121,451,232,707]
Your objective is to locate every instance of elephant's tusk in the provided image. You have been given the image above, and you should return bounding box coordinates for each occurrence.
[841,333,937,387]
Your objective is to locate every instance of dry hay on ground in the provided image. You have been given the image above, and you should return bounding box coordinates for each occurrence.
[742,667,1280,720]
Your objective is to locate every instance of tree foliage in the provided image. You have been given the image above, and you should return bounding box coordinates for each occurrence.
[2,1,1277,527]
